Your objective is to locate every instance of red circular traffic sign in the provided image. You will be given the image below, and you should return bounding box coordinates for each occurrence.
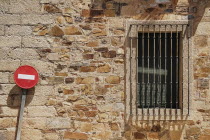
[14,65,39,89]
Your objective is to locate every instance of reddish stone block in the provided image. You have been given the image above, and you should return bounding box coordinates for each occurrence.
[64,132,88,140]
[81,9,91,17]
[85,111,97,117]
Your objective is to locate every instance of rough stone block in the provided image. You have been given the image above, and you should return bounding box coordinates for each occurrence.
[92,29,107,36]
[110,123,119,131]
[111,37,124,47]
[98,104,113,112]
[81,84,93,95]
[45,133,59,140]
[98,113,109,122]
[199,135,210,140]
[55,72,68,76]
[156,0,171,3]
[81,9,90,17]
[0,0,9,14]
[0,25,4,35]
[23,118,47,129]
[109,18,124,28]
[48,25,64,37]
[22,14,54,25]
[0,60,20,72]
[87,40,99,47]
[83,54,94,60]
[63,89,74,94]
[7,94,47,107]
[194,35,208,47]
[197,79,209,89]
[27,106,57,117]
[21,60,54,74]
[9,48,40,60]
[76,77,95,84]
[43,4,61,13]
[0,130,15,140]
[0,14,21,24]
[46,117,71,129]
[105,76,120,84]
[0,36,21,47]
[79,66,96,72]
[34,86,54,96]
[9,0,41,14]
[40,0,63,4]
[97,64,111,73]
[47,77,64,84]
[89,9,104,17]
[0,84,21,95]
[5,25,32,36]
[0,107,18,117]
[22,129,43,140]
[203,7,210,17]
[64,132,88,139]
[0,95,8,105]
[133,132,145,139]
[85,111,97,117]
[22,36,51,48]
[94,85,107,95]
[104,9,115,17]
[94,47,108,52]
[26,95,48,106]
[46,53,60,60]
[65,77,74,84]
[0,48,10,60]
[186,127,200,138]
[0,72,9,83]
[80,122,92,132]
[102,51,116,58]
[196,22,210,35]
[64,26,82,35]
[0,118,16,129]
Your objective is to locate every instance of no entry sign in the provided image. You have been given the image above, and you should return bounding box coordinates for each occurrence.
[14,65,39,89]
[14,65,39,140]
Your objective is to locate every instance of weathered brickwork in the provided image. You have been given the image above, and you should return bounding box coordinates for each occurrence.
[0,0,210,139]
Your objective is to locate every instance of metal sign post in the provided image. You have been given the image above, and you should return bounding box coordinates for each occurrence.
[16,89,27,140]
[14,65,39,140]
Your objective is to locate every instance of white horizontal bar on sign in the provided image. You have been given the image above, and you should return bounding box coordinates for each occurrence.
[18,74,35,80]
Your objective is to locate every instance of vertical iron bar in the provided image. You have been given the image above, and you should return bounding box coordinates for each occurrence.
[164,25,167,115]
[159,25,162,115]
[130,33,133,117]
[136,25,139,118]
[153,25,156,116]
[142,25,145,115]
[187,24,190,115]
[176,25,179,115]
[170,25,173,115]
[181,25,184,115]
[147,25,150,116]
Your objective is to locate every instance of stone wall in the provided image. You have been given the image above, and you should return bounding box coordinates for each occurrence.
[0,0,210,140]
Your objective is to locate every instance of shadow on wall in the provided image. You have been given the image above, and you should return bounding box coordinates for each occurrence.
[7,85,35,108]
[130,0,210,36]
[192,0,210,36]
[0,85,2,115]
[0,107,2,115]
[89,0,210,36]
[125,119,193,140]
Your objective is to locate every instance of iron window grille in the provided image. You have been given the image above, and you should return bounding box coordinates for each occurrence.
[125,21,192,120]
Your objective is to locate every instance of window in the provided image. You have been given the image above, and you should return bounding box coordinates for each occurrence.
[138,32,180,109]
[125,21,192,120]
